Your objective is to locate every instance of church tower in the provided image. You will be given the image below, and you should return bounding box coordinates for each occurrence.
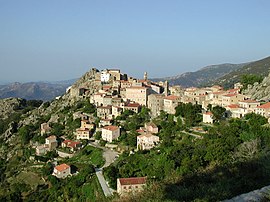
[164,80,169,96]
[144,72,148,81]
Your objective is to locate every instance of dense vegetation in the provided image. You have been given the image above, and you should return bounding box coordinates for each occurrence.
[105,105,270,201]
[240,74,263,90]
[2,97,270,201]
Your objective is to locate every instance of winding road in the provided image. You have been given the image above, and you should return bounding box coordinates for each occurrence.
[89,142,119,197]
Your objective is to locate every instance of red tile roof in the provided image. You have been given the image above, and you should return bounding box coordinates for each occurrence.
[239,100,259,103]
[103,125,119,131]
[204,111,213,115]
[227,89,239,93]
[137,133,156,138]
[164,95,180,101]
[126,103,141,107]
[118,177,147,185]
[258,102,270,109]
[55,163,70,172]
[227,104,239,109]
[223,93,238,97]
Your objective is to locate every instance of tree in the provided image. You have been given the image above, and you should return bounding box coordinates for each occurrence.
[95,131,102,140]
[241,74,263,90]
[211,106,226,122]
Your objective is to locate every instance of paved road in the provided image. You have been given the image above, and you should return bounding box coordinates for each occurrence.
[89,142,119,197]
[181,131,203,139]
[95,168,114,197]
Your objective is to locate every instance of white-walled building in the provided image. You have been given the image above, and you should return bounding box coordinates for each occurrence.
[102,125,120,142]
[137,133,159,150]
[52,163,71,178]
[203,111,214,124]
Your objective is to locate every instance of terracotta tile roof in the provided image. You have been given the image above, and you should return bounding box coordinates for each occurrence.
[55,163,70,172]
[227,104,239,109]
[223,93,238,97]
[138,133,157,138]
[204,111,213,115]
[97,106,112,109]
[126,103,141,107]
[164,95,180,101]
[227,89,239,92]
[68,142,80,148]
[136,129,145,133]
[63,140,72,144]
[239,100,259,103]
[103,125,119,131]
[118,177,147,185]
[258,102,270,109]
[46,135,56,140]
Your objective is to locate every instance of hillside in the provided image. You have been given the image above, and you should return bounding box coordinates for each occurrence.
[153,63,246,87]
[210,56,270,88]
[0,79,76,101]
[243,72,270,101]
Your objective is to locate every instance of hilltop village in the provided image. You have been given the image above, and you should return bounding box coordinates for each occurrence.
[34,69,270,197]
[2,68,270,201]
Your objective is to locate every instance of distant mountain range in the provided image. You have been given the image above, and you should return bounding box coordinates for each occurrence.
[0,79,76,101]
[152,63,247,87]
[208,56,270,88]
[1,56,270,101]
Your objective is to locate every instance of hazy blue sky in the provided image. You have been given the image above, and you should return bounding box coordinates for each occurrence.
[1,0,270,83]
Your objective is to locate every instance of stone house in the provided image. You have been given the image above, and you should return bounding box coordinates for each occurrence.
[221,93,246,107]
[36,145,46,156]
[102,125,120,142]
[112,106,123,117]
[125,87,150,106]
[41,123,51,135]
[99,118,112,127]
[75,128,91,140]
[97,106,112,119]
[80,120,94,130]
[147,94,164,117]
[45,135,58,151]
[117,177,147,195]
[144,122,159,134]
[137,133,159,150]
[61,140,81,152]
[163,95,181,114]
[123,103,141,113]
[52,163,71,178]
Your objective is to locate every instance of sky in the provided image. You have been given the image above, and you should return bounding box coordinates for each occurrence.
[1,0,270,83]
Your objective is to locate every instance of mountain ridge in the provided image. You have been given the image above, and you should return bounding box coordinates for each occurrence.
[152,63,247,87]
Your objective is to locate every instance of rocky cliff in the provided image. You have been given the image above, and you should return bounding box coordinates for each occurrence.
[243,72,270,101]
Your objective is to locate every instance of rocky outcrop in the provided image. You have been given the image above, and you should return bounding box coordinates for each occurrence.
[0,98,23,119]
[243,72,270,101]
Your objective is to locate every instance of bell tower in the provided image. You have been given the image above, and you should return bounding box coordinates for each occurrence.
[144,72,148,81]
